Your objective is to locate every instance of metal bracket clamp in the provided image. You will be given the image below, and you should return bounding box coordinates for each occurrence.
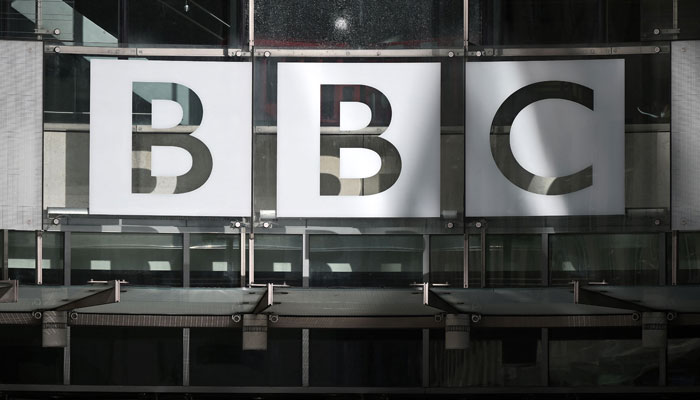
[572,280,656,312]
[0,280,18,303]
[413,282,461,314]
[250,282,290,314]
[51,280,122,312]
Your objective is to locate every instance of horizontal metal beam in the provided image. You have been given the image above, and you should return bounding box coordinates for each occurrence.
[471,45,668,57]
[251,283,273,314]
[255,48,464,58]
[44,45,249,58]
[0,280,18,303]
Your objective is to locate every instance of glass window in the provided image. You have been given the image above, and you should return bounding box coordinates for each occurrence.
[430,328,542,387]
[253,234,302,286]
[190,328,301,386]
[486,234,542,287]
[255,0,462,49]
[310,235,423,287]
[550,233,660,286]
[127,0,244,47]
[71,327,182,386]
[430,235,482,288]
[0,326,63,384]
[8,231,64,285]
[549,327,659,386]
[678,233,700,284]
[668,326,700,386]
[190,233,241,287]
[71,232,183,286]
[310,329,422,387]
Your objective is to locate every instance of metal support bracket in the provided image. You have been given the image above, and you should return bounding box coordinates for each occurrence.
[51,280,122,311]
[414,282,462,314]
[572,281,657,312]
[250,282,289,314]
[0,280,18,303]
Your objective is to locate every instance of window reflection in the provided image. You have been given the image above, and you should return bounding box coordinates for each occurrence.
[430,235,482,288]
[486,235,542,287]
[309,235,422,287]
[253,234,302,286]
[550,233,660,286]
[678,233,700,284]
[190,233,240,287]
[8,231,64,285]
[71,233,182,286]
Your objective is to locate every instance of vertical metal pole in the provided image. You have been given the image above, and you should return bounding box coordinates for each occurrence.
[2,230,8,280]
[240,227,247,287]
[463,0,468,47]
[673,0,678,40]
[302,328,309,387]
[658,232,666,286]
[183,233,190,288]
[423,235,430,283]
[36,231,43,285]
[480,227,486,288]
[541,328,549,387]
[463,234,469,288]
[249,233,255,285]
[63,232,71,286]
[672,231,678,285]
[302,232,310,288]
[35,0,42,39]
[248,0,254,52]
[422,328,430,388]
[542,233,549,286]
[183,328,190,386]
[63,326,70,385]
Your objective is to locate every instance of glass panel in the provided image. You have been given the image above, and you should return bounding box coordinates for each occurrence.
[190,328,301,386]
[550,233,660,285]
[0,326,63,384]
[310,235,423,287]
[430,235,482,288]
[549,327,659,386]
[486,235,542,287]
[678,233,700,284]
[0,0,38,39]
[71,233,183,286]
[8,231,64,285]
[71,327,182,385]
[190,233,241,287]
[668,326,700,386]
[430,328,542,387]
[310,329,422,387]
[127,0,245,47]
[255,0,462,49]
[253,234,302,286]
[678,0,700,40]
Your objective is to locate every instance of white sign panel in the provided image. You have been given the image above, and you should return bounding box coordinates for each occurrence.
[277,63,441,218]
[465,59,625,217]
[90,60,252,217]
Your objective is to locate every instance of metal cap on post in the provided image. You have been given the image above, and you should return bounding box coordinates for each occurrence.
[445,314,470,350]
[42,311,68,348]
[242,313,268,351]
[642,312,667,348]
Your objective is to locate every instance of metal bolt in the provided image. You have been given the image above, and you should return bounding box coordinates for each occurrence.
[235,51,242,57]
[52,218,60,225]
[232,314,241,323]
[476,51,482,57]
[475,221,482,228]
[448,51,455,58]
[654,47,661,53]
[471,314,481,323]
[53,46,61,53]
[447,222,454,229]
[269,314,279,323]
[234,221,242,228]
[654,219,661,226]
[262,222,270,228]
[69,312,78,320]
[264,51,271,57]
[653,28,660,35]
[53,28,61,35]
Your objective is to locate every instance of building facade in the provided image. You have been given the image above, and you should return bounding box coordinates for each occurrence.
[0,0,699,397]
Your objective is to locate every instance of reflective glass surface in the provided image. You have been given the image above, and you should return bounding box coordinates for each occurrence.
[430,235,482,288]
[0,326,63,384]
[549,327,659,386]
[190,233,241,287]
[253,234,302,286]
[486,235,542,287]
[678,233,700,284]
[71,233,183,286]
[668,326,700,386]
[8,231,64,285]
[430,328,542,387]
[310,235,422,287]
[550,233,660,285]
